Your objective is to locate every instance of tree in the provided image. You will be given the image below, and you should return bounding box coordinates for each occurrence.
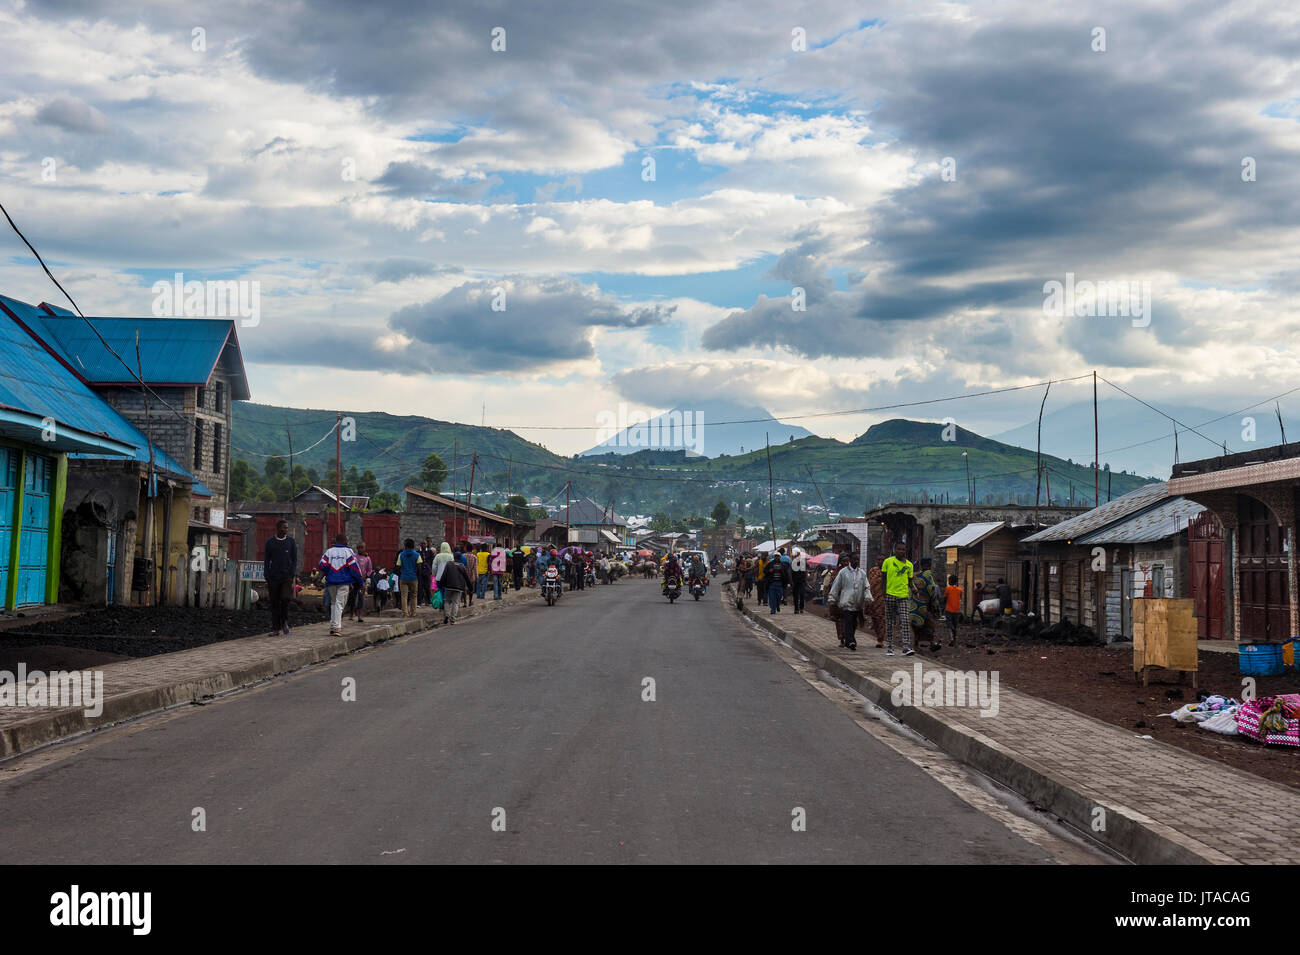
[371,491,402,511]
[356,469,380,498]
[735,515,745,532]
[650,512,674,532]
[711,499,730,527]
[230,459,259,501]
[421,452,447,492]
[787,519,801,536]
[264,456,287,483]
[506,494,530,522]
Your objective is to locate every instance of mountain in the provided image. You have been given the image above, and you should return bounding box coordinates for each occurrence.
[990,399,1290,480]
[579,400,813,458]
[231,405,1155,523]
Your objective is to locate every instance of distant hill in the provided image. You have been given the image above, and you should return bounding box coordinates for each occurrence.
[231,404,1155,523]
[580,400,813,458]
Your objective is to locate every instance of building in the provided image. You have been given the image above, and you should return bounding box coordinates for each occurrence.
[935,522,1038,617]
[1021,483,1204,641]
[0,294,208,609]
[1168,442,1300,644]
[24,301,249,536]
[560,496,628,548]
[403,486,518,546]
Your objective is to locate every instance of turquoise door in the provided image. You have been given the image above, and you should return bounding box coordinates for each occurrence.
[17,453,52,606]
[0,449,15,603]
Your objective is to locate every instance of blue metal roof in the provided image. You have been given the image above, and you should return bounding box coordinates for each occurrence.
[35,305,235,386]
[0,294,205,484]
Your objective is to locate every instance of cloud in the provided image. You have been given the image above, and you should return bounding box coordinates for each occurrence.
[387,276,674,373]
[35,97,109,133]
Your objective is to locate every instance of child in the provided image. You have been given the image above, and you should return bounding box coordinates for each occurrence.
[943,574,963,646]
[374,568,391,613]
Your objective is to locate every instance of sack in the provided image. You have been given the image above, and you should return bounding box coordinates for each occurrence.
[432,590,444,610]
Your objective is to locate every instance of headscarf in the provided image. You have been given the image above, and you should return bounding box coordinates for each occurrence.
[433,541,454,580]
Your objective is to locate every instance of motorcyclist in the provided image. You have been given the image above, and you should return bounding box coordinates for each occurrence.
[662,554,682,594]
[688,554,707,583]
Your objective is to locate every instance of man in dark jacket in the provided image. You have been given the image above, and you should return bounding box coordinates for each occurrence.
[264,519,297,636]
[511,546,525,592]
[440,555,471,624]
[417,538,435,606]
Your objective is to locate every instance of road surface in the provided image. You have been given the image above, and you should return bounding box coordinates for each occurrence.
[0,579,1086,863]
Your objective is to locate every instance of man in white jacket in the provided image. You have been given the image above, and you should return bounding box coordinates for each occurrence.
[827,552,870,651]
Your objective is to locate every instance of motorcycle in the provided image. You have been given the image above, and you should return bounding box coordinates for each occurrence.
[542,566,563,606]
[664,574,681,603]
[689,576,708,601]
[585,566,596,588]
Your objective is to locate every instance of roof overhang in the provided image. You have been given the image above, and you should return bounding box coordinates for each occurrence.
[0,408,136,456]
[1168,457,1300,496]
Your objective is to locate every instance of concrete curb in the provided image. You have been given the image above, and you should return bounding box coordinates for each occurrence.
[0,585,558,760]
[726,584,1235,865]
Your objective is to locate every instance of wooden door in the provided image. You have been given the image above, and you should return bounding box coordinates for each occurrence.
[1238,497,1290,642]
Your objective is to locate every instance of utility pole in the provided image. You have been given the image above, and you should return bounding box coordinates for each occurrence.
[137,330,156,606]
[286,413,299,557]
[1034,380,1051,526]
[335,411,343,538]
[565,481,572,545]
[804,465,828,513]
[1093,370,1100,507]
[452,438,459,534]
[962,451,971,516]
[464,453,477,544]
[765,433,775,545]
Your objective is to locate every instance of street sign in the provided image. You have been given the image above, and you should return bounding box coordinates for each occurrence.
[239,561,265,581]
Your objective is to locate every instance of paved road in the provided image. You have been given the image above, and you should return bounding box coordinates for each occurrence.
[0,580,1061,863]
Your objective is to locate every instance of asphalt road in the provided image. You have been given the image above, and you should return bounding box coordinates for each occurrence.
[0,579,1060,863]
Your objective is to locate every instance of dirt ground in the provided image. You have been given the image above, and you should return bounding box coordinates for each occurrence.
[0,601,331,672]
[797,596,1300,789]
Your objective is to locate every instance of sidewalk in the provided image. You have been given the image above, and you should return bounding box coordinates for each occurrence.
[0,582,548,758]
[729,585,1299,865]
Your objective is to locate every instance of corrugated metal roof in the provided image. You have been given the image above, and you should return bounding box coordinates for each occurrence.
[1075,497,1205,545]
[1022,482,1169,542]
[39,315,230,384]
[0,294,206,484]
[935,521,1005,549]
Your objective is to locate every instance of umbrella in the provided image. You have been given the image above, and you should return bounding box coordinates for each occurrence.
[808,552,839,567]
[636,549,654,557]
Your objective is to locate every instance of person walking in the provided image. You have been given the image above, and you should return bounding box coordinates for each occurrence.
[475,544,491,600]
[462,543,477,606]
[264,519,298,636]
[882,542,915,656]
[766,551,790,614]
[318,534,365,636]
[943,574,963,646]
[417,538,435,607]
[490,543,507,599]
[867,556,887,647]
[995,577,1013,615]
[350,541,373,624]
[828,552,870,650]
[790,548,808,614]
[511,545,525,592]
[396,538,422,617]
[439,551,470,624]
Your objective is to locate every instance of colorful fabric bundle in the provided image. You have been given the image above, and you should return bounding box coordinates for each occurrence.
[1237,696,1300,748]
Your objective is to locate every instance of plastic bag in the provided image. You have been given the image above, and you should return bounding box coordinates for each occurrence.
[433,590,444,610]
[1199,708,1240,735]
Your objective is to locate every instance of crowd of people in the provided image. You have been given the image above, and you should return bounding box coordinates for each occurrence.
[262,520,629,637]
[728,542,970,657]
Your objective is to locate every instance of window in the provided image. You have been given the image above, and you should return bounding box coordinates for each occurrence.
[193,421,204,470]
[215,381,224,413]
[1152,564,1166,595]
[213,423,222,474]
[197,385,206,409]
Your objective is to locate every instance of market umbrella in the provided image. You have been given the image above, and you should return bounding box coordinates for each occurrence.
[808,552,839,567]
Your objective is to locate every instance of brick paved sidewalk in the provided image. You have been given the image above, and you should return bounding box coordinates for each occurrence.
[0,580,557,757]
[732,587,1300,864]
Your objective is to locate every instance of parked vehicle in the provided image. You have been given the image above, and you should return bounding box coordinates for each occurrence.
[542,566,563,606]
[664,574,681,603]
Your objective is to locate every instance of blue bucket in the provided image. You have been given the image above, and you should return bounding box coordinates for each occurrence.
[1239,642,1286,676]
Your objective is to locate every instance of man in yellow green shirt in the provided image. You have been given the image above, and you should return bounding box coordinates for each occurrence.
[880,542,915,656]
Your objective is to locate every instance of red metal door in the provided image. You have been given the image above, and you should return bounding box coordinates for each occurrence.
[1238,497,1289,642]
[304,517,325,570]
[1189,511,1225,639]
[362,513,400,563]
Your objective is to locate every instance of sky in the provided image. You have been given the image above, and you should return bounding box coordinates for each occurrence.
[2,0,1299,458]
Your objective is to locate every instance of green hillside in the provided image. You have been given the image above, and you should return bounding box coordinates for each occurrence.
[230,404,1155,522]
